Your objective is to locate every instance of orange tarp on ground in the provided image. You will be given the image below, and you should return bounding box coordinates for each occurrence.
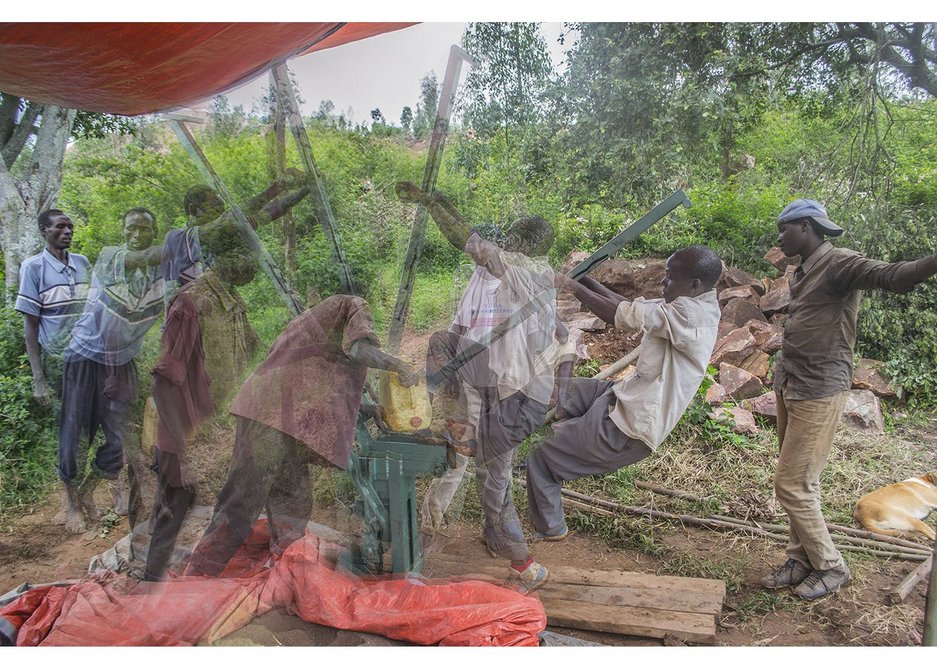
[1,522,546,647]
[0,23,415,115]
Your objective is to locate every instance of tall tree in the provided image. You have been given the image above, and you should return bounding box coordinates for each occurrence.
[0,95,76,295]
[315,99,335,123]
[412,72,439,139]
[552,22,937,207]
[460,22,552,144]
[0,94,135,294]
[765,23,937,99]
[208,95,245,139]
[400,106,413,134]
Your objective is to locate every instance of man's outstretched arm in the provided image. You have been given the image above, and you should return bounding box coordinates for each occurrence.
[556,272,624,325]
[347,339,421,386]
[396,181,473,251]
[841,251,937,294]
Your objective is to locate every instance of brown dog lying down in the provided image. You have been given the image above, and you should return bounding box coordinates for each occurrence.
[855,472,937,541]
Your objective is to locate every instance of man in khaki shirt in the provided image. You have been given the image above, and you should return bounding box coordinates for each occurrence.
[526,246,723,542]
[763,198,937,600]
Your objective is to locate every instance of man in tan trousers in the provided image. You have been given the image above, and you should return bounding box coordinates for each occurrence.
[762,199,937,600]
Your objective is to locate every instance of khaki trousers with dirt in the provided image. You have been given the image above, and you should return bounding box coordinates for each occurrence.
[774,390,848,572]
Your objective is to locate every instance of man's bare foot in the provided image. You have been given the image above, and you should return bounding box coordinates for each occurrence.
[51,490,69,525]
[79,476,101,522]
[64,507,87,534]
[62,483,88,533]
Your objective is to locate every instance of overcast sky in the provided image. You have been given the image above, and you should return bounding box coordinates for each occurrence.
[223,22,572,127]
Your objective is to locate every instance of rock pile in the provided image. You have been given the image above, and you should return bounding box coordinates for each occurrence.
[559,248,899,436]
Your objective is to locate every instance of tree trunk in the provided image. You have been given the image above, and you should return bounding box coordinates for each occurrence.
[264,83,296,281]
[273,93,295,280]
[0,104,76,298]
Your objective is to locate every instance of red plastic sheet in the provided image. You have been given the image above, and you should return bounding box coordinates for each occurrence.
[0,523,546,646]
[0,23,414,115]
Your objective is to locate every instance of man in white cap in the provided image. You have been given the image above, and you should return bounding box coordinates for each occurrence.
[762,198,937,600]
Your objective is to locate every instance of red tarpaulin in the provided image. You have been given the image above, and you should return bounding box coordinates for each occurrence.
[0,22,415,115]
[1,523,547,647]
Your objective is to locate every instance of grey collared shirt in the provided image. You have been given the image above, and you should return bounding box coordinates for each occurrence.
[774,241,929,400]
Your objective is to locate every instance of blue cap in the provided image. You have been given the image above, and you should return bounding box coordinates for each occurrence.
[777,199,843,237]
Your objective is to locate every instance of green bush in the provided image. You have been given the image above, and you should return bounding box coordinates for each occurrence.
[0,307,57,517]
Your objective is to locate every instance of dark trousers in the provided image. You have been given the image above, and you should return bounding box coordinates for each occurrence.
[185,418,313,577]
[58,354,136,484]
[143,450,195,581]
[526,378,652,536]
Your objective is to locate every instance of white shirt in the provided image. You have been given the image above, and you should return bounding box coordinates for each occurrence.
[609,290,720,450]
[451,252,575,405]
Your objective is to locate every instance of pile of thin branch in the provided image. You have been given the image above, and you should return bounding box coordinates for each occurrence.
[515,478,931,562]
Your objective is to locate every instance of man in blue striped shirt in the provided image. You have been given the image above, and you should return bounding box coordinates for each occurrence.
[15,209,91,407]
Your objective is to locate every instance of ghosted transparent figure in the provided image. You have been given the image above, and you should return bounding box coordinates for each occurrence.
[143,229,261,581]
[60,175,310,535]
[397,182,574,592]
[183,295,420,577]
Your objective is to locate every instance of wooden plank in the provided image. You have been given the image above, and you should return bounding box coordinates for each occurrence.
[539,582,723,616]
[271,63,355,294]
[425,558,722,615]
[427,555,725,600]
[547,565,725,599]
[545,598,716,645]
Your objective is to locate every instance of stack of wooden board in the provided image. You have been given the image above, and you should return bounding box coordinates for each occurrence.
[424,556,725,645]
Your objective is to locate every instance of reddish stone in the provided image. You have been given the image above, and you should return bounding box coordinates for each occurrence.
[718,285,757,307]
[746,320,784,355]
[721,298,768,327]
[851,359,897,398]
[561,251,590,274]
[765,267,796,293]
[764,246,800,272]
[705,382,727,405]
[566,314,606,332]
[556,299,583,319]
[759,285,791,315]
[708,406,759,435]
[711,328,758,367]
[841,389,884,434]
[718,321,737,339]
[719,363,764,400]
[769,313,788,327]
[739,350,771,380]
[591,258,667,300]
[742,392,778,424]
[718,266,766,296]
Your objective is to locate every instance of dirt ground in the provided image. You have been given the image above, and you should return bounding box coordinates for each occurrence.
[1,328,933,647]
[0,468,930,647]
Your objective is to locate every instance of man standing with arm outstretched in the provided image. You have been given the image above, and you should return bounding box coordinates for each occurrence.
[761,199,937,600]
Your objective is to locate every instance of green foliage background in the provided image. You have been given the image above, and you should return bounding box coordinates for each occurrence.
[2,23,937,516]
